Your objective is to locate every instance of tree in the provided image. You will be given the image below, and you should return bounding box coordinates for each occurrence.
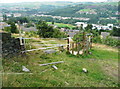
[3,14,7,21]
[11,14,14,18]
[80,24,83,31]
[85,24,93,31]
[3,27,11,33]
[24,23,34,28]
[37,21,53,38]
[52,21,54,25]
[19,17,29,24]
[37,20,66,38]
[10,22,18,33]
[111,27,120,37]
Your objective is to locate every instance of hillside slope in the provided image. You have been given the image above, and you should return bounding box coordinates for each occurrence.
[48,2,118,18]
[2,38,118,87]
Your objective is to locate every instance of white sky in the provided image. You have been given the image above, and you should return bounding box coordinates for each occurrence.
[0,0,107,3]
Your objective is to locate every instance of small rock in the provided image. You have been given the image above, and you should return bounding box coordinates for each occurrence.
[52,65,58,70]
[44,49,56,54]
[89,52,92,55]
[82,68,88,73]
[22,66,30,72]
[65,81,69,85]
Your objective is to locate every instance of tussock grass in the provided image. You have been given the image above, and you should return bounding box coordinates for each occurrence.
[2,46,118,87]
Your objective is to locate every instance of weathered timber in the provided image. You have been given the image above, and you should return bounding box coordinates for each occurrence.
[72,43,74,54]
[39,61,64,66]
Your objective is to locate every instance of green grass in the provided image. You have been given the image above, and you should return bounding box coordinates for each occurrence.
[79,48,118,60]
[47,22,75,29]
[94,2,118,6]
[2,46,118,87]
[80,9,93,12]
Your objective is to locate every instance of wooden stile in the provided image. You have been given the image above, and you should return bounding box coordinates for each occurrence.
[72,43,74,54]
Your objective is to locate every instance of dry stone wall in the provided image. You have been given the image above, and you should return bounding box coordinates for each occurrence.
[0,32,25,58]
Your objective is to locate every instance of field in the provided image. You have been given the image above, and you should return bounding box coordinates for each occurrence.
[1,38,119,87]
[47,22,75,29]
[80,9,93,12]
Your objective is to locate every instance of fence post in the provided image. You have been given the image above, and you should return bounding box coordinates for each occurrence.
[77,42,80,55]
[83,32,86,53]
[67,35,70,53]
[17,21,23,46]
[72,42,74,54]
[90,36,93,49]
[86,40,89,54]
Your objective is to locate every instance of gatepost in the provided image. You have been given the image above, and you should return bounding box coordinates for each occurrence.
[0,32,3,89]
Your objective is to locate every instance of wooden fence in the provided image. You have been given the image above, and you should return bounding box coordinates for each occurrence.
[67,32,93,55]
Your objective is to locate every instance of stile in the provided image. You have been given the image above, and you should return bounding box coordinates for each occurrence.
[72,42,74,54]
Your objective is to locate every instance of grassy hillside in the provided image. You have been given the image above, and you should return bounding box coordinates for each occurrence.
[0,1,76,13]
[47,22,75,29]
[0,1,75,8]
[2,38,119,87]
[48,2,118,18]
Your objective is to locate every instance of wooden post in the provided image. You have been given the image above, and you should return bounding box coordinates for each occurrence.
[88,36,91,50]
[77,42,80,55]
[23,38,26,49]
[86,40,89,54]
[72,43,74,54]
[90,36,93,49]
[83,32,86,53]
[67,35,70,52]
[76,42,77,51]
[18,21,23,45]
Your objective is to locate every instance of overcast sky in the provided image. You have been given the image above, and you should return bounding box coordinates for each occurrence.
[0,0,107,3]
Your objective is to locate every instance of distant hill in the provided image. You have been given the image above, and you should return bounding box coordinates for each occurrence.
[0,1,118,25]
[0,1,78,13]
[107,0,119,2]
[47,2,118,18]
[0,1,75,8]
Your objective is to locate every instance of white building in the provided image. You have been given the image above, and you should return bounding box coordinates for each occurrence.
[14,13,22,17]
[107,24,113,28]
[92,24,102,30]
[0,17,3,21]
[92,24,112,30]
[75,22,88,29]
[0,22,10,29]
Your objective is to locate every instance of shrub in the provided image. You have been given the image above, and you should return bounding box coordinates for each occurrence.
[25,31,38,37]
[101,37,120,47]
[92,36,102,43]
[36,20,67,38]
[93,36,120,47]
[24,23,34,28]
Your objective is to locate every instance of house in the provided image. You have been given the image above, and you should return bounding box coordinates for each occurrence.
[111,36,120,40]
[101,32,110,39]
[72,30,79,33]
[92,24,102,30]
[101,26,113,30]
[48,24,57,28]
[92,24,112,30]
[75,22,87,29]
[67,30,79,38]
[60,28,66,32]
[14,13,22,17]
[68,32,77,38]
[0,22,10,29]
[107,24,113,28]
[0,17,3,21]
[21,26,38,32]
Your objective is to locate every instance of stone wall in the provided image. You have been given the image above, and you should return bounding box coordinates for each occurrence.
[0,32,25,58]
